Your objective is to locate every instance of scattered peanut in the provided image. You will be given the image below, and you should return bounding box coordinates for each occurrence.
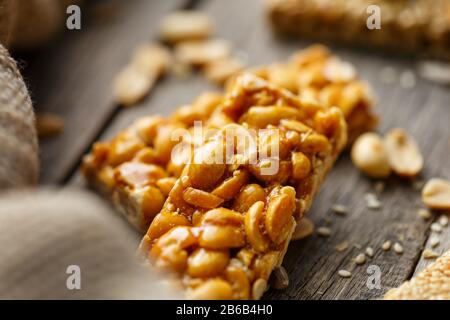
[351,132,391,178]
[159,11,213,44]
[292,217,314,241]
[384,128,423,178]
[175,39,232,67]
[113,66,155,106]
[35,113,64,138]
[422,178,450,210]
[203,56,245,85]
[422,249,439,259]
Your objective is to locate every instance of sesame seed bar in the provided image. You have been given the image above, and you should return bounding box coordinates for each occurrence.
[384,250,450,300]
[267,0,450,60]
[138,74,347,299]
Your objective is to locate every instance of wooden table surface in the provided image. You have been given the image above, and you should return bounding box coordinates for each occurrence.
[21,0,450,299]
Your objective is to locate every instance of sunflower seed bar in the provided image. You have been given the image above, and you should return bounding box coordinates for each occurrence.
[138,74,347,299]
[267,0,450,60]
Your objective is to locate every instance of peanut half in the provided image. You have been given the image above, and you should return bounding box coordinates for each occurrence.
[159,11,214,44]
[422,178,450,210]
[383,128,423,178]
[351,132,391,178]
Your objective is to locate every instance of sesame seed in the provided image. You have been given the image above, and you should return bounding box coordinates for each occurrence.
[438,215,448,227]
[335,240,349,252]
[354,253,366,265]
[365,247,374,258]
[338,270,352,278]
[393,243,404,254]
[422,249,439,259]
[332,204,348,216]
[365,193,381,210]
[382,240,391,251]
[430,235,440,248]
[418,209,431,220]
[317,227,331,237]
[431,223,443,233]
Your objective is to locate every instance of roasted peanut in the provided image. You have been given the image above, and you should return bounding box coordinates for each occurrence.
[188,279,233,300]
[232,184,266,212]
[187,248,230,278]
[351,132,391,178]
[147,211,191,240]
[384,128,423,177]
[160,11,214,44]
[183,187,224,209]
[265,187,296,244]
[115,162,167,188]
[202,208,244,226]
[245,201,270,252]
[199,225,245,249]
[239,106,302,128]
[211,170,249,200]
[291,152,311,180]
[292,217,314,240]
[422,178,450,210]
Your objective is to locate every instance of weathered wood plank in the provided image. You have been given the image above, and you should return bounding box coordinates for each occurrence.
[21,0,185,184]
[199,0,450,299]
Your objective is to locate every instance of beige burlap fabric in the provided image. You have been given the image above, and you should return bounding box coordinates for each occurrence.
[0,188,178,299]
[0,44,39,188]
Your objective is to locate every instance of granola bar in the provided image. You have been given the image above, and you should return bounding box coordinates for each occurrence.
[267,0,450,60]
[249,45,377,143]
[138,74,347,299]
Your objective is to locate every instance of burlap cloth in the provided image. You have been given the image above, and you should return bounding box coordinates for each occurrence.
[0,44,38,188]
[0,188,178,299]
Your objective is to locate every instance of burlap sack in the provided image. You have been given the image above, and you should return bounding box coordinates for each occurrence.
[0,188,178,299]
[0,44,39,188]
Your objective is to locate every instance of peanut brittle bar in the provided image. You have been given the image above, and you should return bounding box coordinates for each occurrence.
[267,0,450,60]
[249,45,377,143]
[138,74,347,299]
[82,92,223,232]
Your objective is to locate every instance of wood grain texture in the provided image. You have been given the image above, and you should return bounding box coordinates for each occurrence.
[28,0,450,299]
[21,0,184,184]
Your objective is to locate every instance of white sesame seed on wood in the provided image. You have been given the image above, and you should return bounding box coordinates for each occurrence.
[365,193,381,210]
[430,235,440,248]
[354,253,366,265]
[422,249,439,259]
[430,222,443,233]
[393,242,404,254]
[338,270,352,278]
[438,215,448,227]
[331,204,348,215]
[335,240,349,252]
[317,227,331,237]
[382,240,392,251]
[417,208,431,220]
[365,247,374,258]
